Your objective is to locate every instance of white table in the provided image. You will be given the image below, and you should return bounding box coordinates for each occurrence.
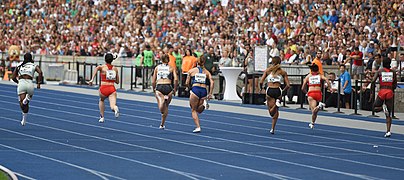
[220,67,243,101]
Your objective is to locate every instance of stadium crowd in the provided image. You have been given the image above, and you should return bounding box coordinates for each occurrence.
[0,0,403,78]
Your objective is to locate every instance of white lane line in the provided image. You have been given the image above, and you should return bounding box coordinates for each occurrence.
[14,172,36,180]
[0,107,381,180]
[7,88,404,145]
[2,92,404,175]
[0,165,18,180]
[0,125,214,180]
[0,143,113,180]
[4,99,403,173]
[3,93,404,159]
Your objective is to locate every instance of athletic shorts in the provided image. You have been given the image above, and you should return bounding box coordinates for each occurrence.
[99,85,116,97]
[377,89,394,101]
[191,86,207,99]
[308,90,322,102]
[156,84,173,95]
[352,65,364,75]
[266,87,282,99]
[17,79,34,96]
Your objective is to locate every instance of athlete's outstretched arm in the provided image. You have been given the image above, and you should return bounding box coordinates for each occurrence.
[259,69,268,91]
[89,66,101,86]
[11,67,19,84]
[282,71,291,93]
[114,67,120,84]
[185,69,193,90]
[301,75,309,94]
[35,66,43,89]
[151,66,158,93]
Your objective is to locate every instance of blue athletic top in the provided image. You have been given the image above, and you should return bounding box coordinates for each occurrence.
[191,67,207,85]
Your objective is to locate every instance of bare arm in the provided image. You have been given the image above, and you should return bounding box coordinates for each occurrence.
[114,67,120,84]
[322,75,331,91]
[259,70,268,90]
[301,76,308,94]
[151,67,158,92]
[89,66,101,86]
[35,66,43,89]
[282,71,290,92]
[370,70,379,91]
[185,69,193,89]
[11,67,19,84]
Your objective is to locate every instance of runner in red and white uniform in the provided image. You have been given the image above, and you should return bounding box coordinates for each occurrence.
[89,53,120,123]
[301,63,330,129]
[371,57,397,138]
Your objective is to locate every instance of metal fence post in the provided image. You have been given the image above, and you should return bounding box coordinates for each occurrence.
[120,66,124,89]
[76,61,80,84]
[350,79,361,115]
[297,75,305,109]
[130,65,134,91]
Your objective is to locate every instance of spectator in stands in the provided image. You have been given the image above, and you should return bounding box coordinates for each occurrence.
[339,64,352,109]
[372,54,382,73]
[0,59,5,79]
[350,47,364,80]
[204,46,218,75]
[181,49,197,74]
[312,51,324,75]
[324,72,340,108]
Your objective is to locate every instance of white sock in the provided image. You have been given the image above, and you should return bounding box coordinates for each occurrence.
[113,106,119,112]
[22,113,27,121]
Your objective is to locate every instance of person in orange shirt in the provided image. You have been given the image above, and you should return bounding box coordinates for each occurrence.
[181,49,198,73]
[167,45,177,70]
[312,51,324,75]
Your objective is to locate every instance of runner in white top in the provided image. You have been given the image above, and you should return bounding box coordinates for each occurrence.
[152,54,178,129]
[11,53,43,126]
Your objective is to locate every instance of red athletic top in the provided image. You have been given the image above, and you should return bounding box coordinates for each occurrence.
[308,72,322,87]
[101,64,116,83]
[379,68,393,88]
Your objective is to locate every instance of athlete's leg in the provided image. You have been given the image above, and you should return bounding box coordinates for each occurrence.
[189,92,202,132]
[385,98,394,134]
[99,91,107,122]
[156,91,168,128]
[308,96,319,126]
[19,93,29,126]
[108,92,119,118]
[266,96,278,133]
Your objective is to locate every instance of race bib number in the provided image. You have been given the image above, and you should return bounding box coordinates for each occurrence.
[106,70,116,80]
[19,66,35,76]
[381,72,393,82]
[309,75,321,85]
[194,73,206,84]
[157,66,170,79]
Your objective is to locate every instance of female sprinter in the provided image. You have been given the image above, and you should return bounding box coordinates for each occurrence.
[89,53,120,123]
[371,57,397,137]
[12,53,43,126]
[259,56,290,134]
[152,54,178,129]
[301,63,330,129]
[185,56,214,133]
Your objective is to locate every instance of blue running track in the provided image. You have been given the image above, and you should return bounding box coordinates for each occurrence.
[0,83,403,179]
